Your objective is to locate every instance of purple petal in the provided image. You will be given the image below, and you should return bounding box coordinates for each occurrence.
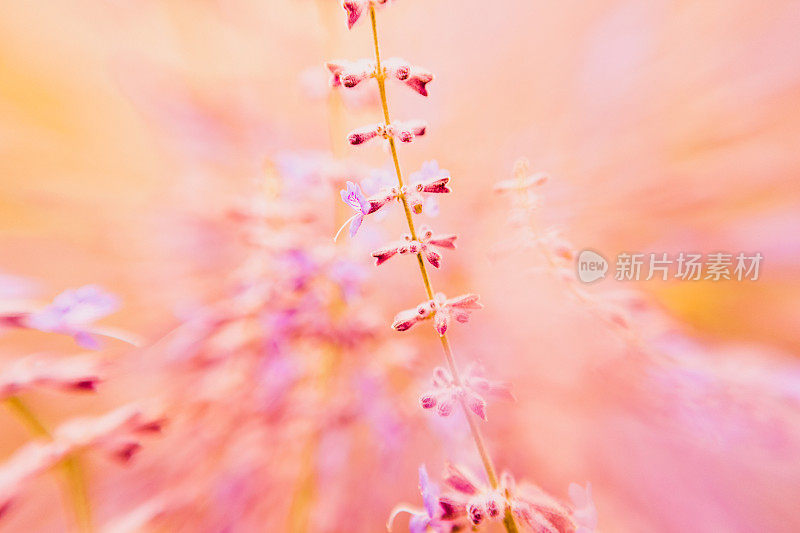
[418,465,440,518]
[348,214,364,237]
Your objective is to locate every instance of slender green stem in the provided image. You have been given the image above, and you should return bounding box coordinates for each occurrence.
[4,396,93,532]
[368,7,519,532]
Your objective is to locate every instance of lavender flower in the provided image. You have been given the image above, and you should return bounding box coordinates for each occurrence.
[335,181,392,239]
[388,465,455,533]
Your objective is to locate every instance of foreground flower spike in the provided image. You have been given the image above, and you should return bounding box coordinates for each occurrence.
[391,293,482,335]
[347,120,427,145]
[331,2,546,531]
[0,355,101,399]
[419,364,515,421]
[372,227,457,268]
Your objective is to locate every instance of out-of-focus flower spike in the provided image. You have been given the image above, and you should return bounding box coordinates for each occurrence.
[494,170,550,194]
[0,355,102,400]
[432,366,452,386]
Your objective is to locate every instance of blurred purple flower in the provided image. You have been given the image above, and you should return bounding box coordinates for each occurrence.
[26,285,119,349]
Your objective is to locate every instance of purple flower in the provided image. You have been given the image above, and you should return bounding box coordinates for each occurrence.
[389,465,454,533]
[26,285,119,349]
[335,180,395,239]
[337,181,370,238]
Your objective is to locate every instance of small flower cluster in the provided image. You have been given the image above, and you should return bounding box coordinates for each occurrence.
[327,57,433,96]
[391,293,482,335]
[372,227,457,268]
[337,171,451,238]
[419,364,514,421]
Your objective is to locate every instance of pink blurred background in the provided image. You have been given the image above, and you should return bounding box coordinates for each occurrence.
[1,0,799,531]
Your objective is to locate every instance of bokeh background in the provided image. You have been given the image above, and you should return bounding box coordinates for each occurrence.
[1,0,799,531]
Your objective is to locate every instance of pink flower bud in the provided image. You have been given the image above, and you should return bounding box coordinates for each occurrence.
[462,388,488,421]
[435,396,454,416]
[371,244,401,265]
[438,496,465,520]
[342,0,365,29]
[433,312,449,335]
[384,57,411,80]
[426,233,457,249]
[467,502,485,525]
[391,308,424,331]
[347,124,381,145]
[485,496,502,518]
[443,463,480,495]
[419,393,437,410]
[423,248,442,268]
[404,67,434,96]
[416,176,451,194]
